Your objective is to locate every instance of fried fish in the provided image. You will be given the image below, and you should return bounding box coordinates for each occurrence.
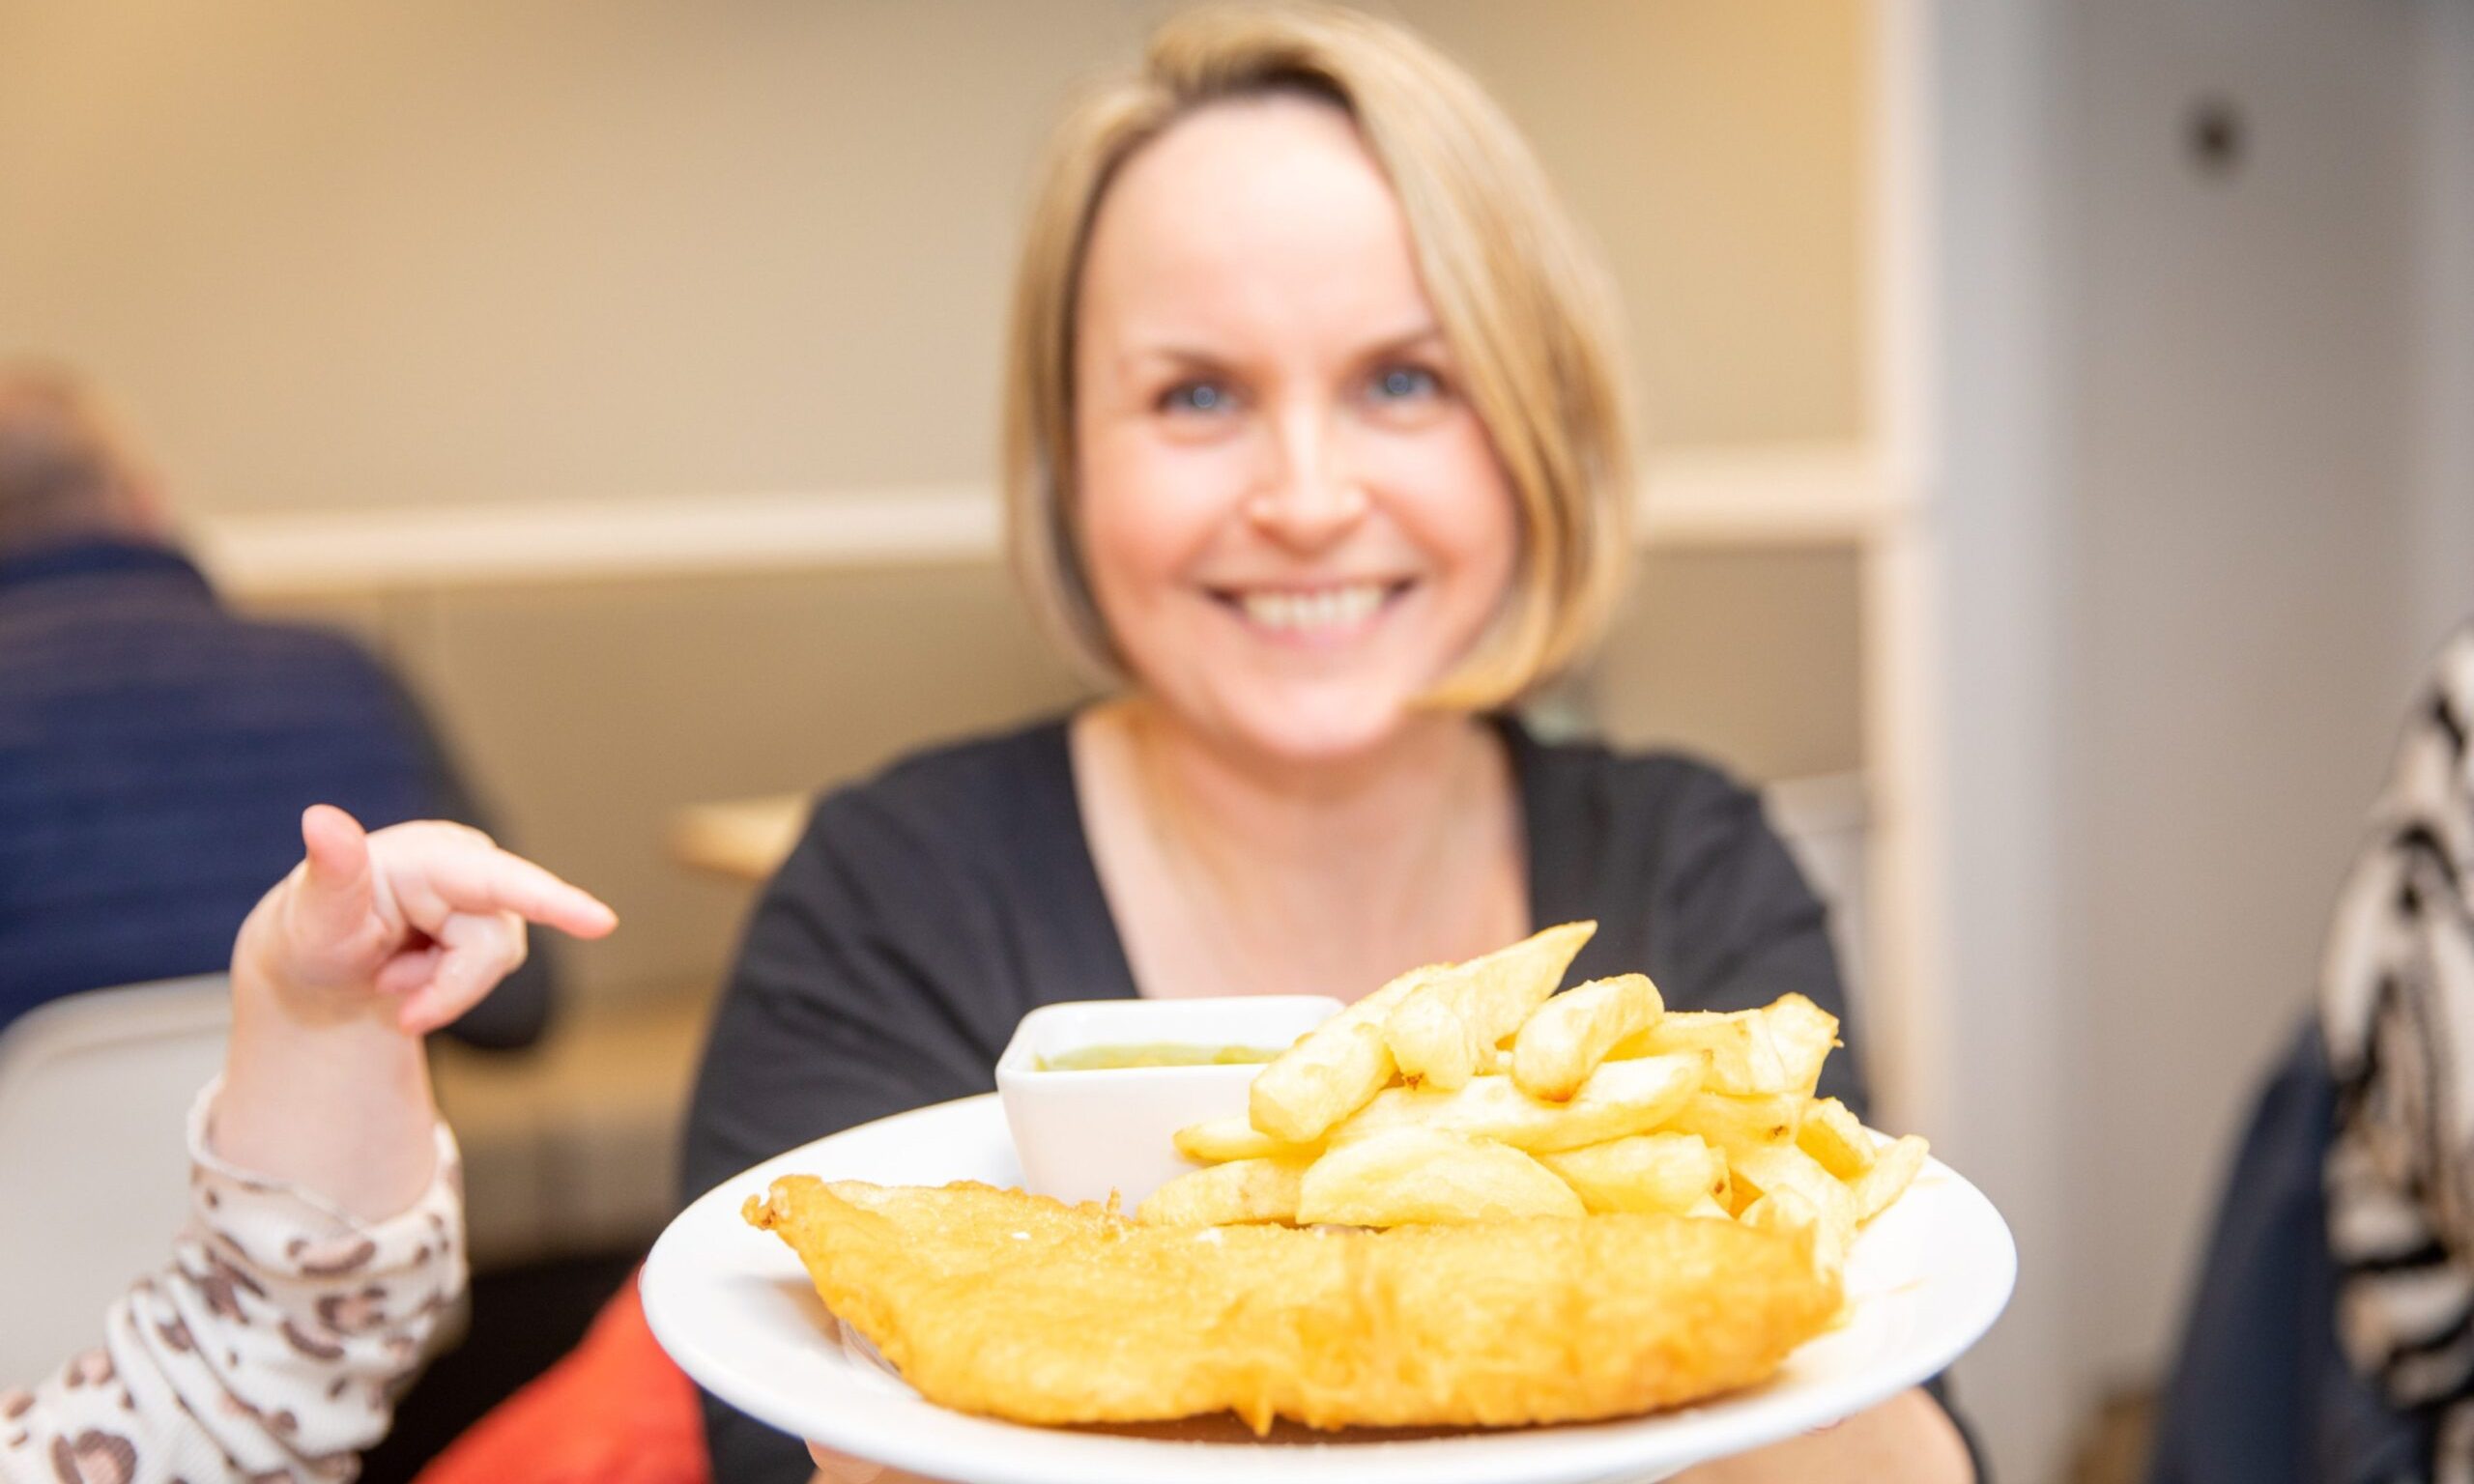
[745,1176,1837,1434]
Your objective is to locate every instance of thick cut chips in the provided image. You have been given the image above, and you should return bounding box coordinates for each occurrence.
[1296,1127,1583,1226]
[1795,1098,1876,1181]
[1249,963,1442,1144]
[1512,973,1666,1101]
[1615,995,1838,1100]
[1326,1053,1702,1154]
[1138,1155,1309,1227]
[1382,922,1596,1091]
[1173,1116,1306,1165]
[1538,1132,1730,1215]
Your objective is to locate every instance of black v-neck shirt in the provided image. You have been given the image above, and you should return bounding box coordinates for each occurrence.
[680,715,1877,1481]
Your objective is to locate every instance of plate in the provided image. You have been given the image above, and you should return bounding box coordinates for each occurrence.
[643,1094,2014,1484]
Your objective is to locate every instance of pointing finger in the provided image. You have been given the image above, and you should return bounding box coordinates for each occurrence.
[422,846,618,939]
[396,911,526,1035]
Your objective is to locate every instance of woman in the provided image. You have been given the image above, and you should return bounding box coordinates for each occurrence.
[0,807,613,1484]
[682,7,1977,1480]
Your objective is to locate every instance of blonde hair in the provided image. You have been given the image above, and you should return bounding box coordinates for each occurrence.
[1001,2,1636,708]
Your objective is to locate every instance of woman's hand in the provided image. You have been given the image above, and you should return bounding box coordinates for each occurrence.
[801,1395,1959,1484]
[1670,1390,1972,1483]
[809,1442,944,1483]
[215,805,618,1220]
[805,1391,1967,1484]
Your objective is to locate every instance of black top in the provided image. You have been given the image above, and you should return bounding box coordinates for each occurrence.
[681,715,1905,1481]
[0,536,551,1047]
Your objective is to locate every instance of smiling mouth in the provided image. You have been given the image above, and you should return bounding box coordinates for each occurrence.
[1210,581,1413,638]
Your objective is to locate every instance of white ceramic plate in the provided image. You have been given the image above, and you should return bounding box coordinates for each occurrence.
[644,1095,2014,1484]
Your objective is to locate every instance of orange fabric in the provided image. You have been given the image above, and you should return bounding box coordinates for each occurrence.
[414,1271,707,1484]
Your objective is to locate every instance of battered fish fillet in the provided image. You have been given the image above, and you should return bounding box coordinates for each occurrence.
[744,1176,1838,1434]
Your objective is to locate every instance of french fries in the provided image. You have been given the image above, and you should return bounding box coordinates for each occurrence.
[1295,1127,1583,1226]
[1327,1053,1702,1154]
[1138,1155,1309,1227]
[1664,1091,1803,1164]
[1511,973,1664,1100]
[1249,962,1442,1143]
[1148,921,1932,1288]
[1730,1145,1859,1275]
[1795,1097,1876,1181]
[1614,994,1839,1099]
[1854,1135,1931,1222]
[1173,1115,1306,1165]
[1382,922,1596,1090]
[1538,1132,1728,1215]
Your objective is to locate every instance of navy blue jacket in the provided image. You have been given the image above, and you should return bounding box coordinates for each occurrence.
[0,537,549,1046]
[2148,1022,2424,1484]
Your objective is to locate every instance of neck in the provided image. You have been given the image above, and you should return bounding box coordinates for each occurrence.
[1115,696,1499,874]
[1075,697,1531,1000]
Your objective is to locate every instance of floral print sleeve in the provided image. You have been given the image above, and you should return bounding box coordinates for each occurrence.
[0,1082,465,1484]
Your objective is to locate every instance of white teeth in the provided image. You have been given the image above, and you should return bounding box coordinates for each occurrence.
[1237,584,1386,633]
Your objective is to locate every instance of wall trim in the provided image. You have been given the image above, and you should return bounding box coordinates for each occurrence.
[191,443,1899,598]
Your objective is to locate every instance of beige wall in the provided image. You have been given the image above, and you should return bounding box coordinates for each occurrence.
[3,0,1878,1000]
[0,0,1866,517]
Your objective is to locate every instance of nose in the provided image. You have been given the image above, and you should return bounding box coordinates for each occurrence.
[1244,405,1367,553]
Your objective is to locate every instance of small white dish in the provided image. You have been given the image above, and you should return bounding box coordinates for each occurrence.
[994,995,1341,1206]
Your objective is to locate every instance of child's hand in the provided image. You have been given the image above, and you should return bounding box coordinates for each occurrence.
[235,804,617,1035]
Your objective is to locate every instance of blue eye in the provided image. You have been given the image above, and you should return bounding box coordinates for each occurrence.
[1369,365,1442,402]
[1162,381,1231,414]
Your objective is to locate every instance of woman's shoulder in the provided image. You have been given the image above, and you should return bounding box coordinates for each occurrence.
[1509,722,1767,840]
[801,715,1072,831]
[778,715,1088,898]
[1511,721,1810,962]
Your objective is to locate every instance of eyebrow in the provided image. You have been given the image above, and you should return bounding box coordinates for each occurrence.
[1116,322,1451,375]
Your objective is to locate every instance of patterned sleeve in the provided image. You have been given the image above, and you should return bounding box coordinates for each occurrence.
[0,1082,466,1484]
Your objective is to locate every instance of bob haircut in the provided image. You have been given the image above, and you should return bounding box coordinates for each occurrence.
[1001,1,1637,709]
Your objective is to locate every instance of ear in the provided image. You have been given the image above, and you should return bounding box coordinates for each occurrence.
[117,463,173,538]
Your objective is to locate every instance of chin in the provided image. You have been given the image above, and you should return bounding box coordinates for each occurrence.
[1205,684,1435,765]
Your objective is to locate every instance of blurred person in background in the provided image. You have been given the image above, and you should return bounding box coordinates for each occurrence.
[0,805,614,1483]
[0,366,552,1047]
[2150,625,2474,1484]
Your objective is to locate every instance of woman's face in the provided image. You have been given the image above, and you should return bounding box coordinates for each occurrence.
[1071,95,1517,764]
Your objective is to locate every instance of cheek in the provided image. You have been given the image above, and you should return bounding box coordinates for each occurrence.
[1378,423,1520,601]
[1074,434,1240,616]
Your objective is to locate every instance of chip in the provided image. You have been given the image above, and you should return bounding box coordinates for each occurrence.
[1296,1127,1584,1227]
[1136,1156,1309,1227]
[1663,1090,1802,1163]
[1172,1116,1309,1165]
[1327,1052,1701,1154]
[1615,995,1839,1099]
[1155,923,1932,1272]
[1382,922,1596,1091]
[1794,1097,1876,1181]
[1851,1134,1930,1221]
[1511,973,1665,1101]
[1249,963,1442,1143]
[1730,1144,1858,1277]
[1536,1132,1727,1215]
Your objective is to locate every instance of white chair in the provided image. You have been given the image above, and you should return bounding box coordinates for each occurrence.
[0,977,231,1386]
[1767,773,1872,1012]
